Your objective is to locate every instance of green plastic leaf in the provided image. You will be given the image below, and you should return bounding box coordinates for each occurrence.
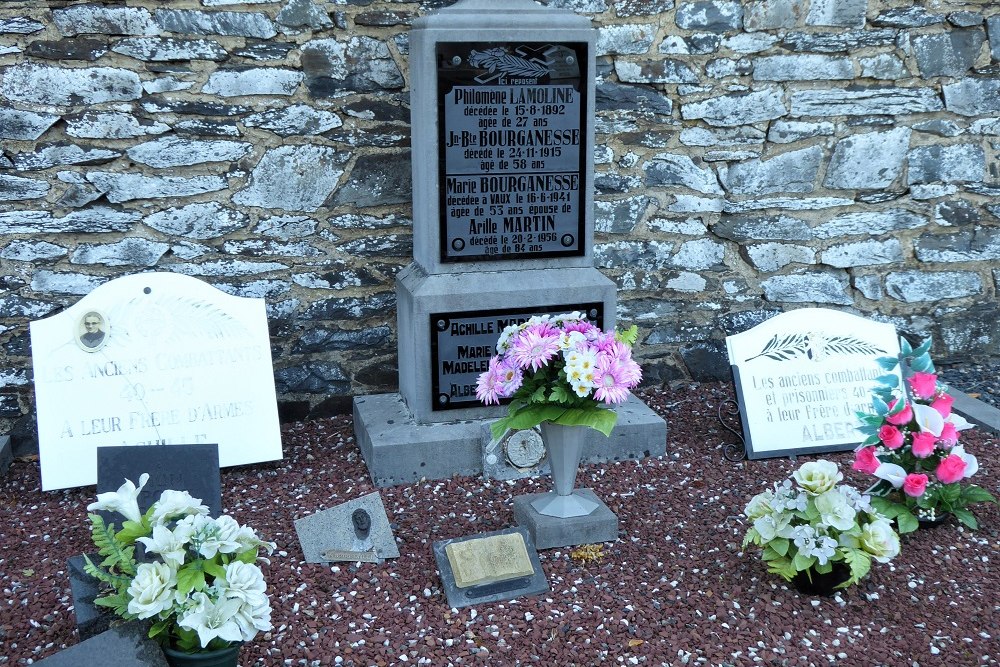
[869,497,899,516]
[841,549,871,586]
[899,337,913,356]
[913,338,932,357]
[771,538,790,557]
[177,563,206,595]
[552,407,618,436]
[962,485,998,505]
[910,354,933,373]
[872,395,889,416]
[940,483,962,506]
[896,511,919,534]
[615,324,639,347]
[792,552,816,572]
[887,396,908,416]
[116,519,150,545]
[876,356,900,371]
[766,558,798,582]
[203,558,227,580]
[875,374,900,388]
[762,545,782,561]
[952,508,978,530]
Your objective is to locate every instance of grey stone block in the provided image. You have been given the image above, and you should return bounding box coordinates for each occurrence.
[0,435,11,476]
[354,392,666,487]
[67,554,113,641]
[353,393,485,487]
[34,620,166,667]
[949,389,1000,436]
[513,488,618,549]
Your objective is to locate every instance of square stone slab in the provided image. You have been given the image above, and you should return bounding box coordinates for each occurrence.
[294,491,399,564]
[97,443,222,518]
[433,526,548,609]
[513,488,618,549]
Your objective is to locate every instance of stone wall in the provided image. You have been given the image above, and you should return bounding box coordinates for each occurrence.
[2,0,999,436]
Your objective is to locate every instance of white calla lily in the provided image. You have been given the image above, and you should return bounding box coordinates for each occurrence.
[87,473,149,523]
[946,413,975,431]
[913,403,944,437]
[952,445,979,478]
[873,462,907,489]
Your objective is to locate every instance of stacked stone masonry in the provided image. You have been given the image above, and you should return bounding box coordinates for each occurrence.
[1,0,1000,433]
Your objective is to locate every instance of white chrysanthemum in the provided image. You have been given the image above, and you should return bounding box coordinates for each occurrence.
[151,490,209,525]
[859,519,900,563]
[814,489,857,531]
[220,562,268,609]
[792,460,842,495]
[126,562,177,619]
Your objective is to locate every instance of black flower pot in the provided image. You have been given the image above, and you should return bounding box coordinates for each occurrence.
[790,563,850,596]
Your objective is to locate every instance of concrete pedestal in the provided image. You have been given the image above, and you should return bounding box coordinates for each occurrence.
[513,488,617,549]
[354,392,666,487]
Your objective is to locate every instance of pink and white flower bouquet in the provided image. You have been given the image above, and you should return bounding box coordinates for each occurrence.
[852,338,996,532]
[476,312,642,438]
[84,474,276,655]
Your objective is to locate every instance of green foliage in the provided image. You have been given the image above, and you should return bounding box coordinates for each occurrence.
[491,403,618,438]
[875,374,900,388]
[841,549,872,587]
[871,395,889,416]
[615,324,639,347]
[770,538,790,557]
[962,485,997,505]
[88,514,137,577]
[952,508,978,529]
[177,561,207,596]
[765,557,798,582]
[896,512,919,534]
[876,355,899,371]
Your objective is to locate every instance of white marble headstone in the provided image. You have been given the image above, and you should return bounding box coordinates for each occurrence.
[30,273,282,490]
[726,308,903,459]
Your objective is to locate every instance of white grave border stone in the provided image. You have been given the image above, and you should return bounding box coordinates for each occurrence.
[725,308,904,460]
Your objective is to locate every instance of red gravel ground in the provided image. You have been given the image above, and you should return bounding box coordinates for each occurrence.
[2,382,998,666]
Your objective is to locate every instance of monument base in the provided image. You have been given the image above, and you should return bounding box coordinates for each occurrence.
[513,488,618,549]
[353,393,667,487]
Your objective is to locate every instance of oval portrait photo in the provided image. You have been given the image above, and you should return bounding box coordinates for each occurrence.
[76,310,109,352]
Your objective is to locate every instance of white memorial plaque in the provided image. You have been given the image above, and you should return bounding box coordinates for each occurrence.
[725,309,903,459]
[31,273,283,490]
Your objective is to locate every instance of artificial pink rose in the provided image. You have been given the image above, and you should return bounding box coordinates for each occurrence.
[938,422,958,448]
[930,393,954,418]
[903,473,929,497]
[885,398,913,426]
[907,372,938,400]
[852,446,881,474]
[878,424,905,450]
[911,431,937,458]
[936,454,967,484]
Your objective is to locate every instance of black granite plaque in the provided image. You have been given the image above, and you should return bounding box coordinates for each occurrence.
[437,41,588,263]
[96,443,222,518]
[430,303,603,410]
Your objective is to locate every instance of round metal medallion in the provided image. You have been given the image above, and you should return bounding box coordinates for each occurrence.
[504,429,545,469]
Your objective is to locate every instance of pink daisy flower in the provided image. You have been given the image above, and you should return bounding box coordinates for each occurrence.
[510,330,561,371]
[563,319,598,336]
[476,357,503,405]
[497,358,523,396]
[593,357,633,404]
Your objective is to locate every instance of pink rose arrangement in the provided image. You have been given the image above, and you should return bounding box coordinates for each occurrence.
[853,338,995,532]
[476,312,642,437]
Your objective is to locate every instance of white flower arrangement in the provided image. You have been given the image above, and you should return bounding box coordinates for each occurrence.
[84,474,276,653]
[742,460,901,588]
